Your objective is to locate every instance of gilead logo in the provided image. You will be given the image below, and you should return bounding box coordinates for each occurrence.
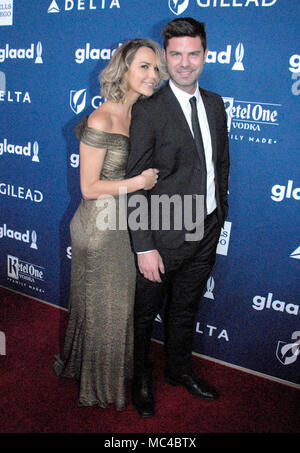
[196,0,277,6]
[0,183,43,202]
[252,293,299,316]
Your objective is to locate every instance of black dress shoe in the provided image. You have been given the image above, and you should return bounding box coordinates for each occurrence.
[132,375,155,417]
[165,371,219,400]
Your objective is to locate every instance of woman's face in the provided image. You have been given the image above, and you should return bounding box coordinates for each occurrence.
[124,46,159,97]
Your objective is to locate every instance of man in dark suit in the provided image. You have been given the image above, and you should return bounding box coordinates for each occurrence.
[126,17,229,417]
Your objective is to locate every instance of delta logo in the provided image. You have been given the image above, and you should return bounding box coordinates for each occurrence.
[47,0,120,14]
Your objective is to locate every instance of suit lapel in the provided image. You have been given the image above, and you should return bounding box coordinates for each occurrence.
[159,84,218,164]
[200,87,218,163]
[161,84,199,160]
[161,83,194,141]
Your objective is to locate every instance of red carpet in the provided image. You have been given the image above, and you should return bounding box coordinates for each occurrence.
[1,286,299,434]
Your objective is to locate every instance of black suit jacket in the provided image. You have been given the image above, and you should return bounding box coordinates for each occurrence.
[126,82,229,253]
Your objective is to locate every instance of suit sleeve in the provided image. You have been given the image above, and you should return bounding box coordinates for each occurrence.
[126,101,156,253]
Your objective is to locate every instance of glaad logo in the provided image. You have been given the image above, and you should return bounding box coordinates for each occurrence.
[223,96,280,145]
[289,54,300,73]
[75,42,122,64]
[204,276,215,299]
[290,246,300,260]
[0,139,40,162]
[70,88,105,113]
[270,180,300,202]
[70,153,79,167]
[276,331,300,366]
[0,0,13,27]
[289,54,300,96]
[291,72,300,96]
[232,43,244,71]
[206,43,245,71]
[252,292,299,316]
[0,224,38,249]
[168,0,189,15]
[0,42,43,64]
[35,42,43,63]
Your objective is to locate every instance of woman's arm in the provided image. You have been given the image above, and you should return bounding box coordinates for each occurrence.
[79,140,157,200]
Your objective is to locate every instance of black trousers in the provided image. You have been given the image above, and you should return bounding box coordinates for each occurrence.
[133,210,221,379]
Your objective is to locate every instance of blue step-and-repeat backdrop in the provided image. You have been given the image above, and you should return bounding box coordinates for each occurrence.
[0,1,299,387]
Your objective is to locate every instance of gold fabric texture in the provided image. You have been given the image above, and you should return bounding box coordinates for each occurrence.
[53,116,136,411]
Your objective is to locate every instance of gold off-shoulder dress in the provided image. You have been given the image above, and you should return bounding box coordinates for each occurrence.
[53,117,136,411]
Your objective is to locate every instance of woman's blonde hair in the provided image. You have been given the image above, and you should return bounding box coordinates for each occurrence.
[100,38,168,102]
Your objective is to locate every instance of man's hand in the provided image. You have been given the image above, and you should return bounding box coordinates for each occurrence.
[137,250,165,283]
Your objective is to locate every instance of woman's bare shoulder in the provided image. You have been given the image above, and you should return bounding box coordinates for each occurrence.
[87,106,113,133]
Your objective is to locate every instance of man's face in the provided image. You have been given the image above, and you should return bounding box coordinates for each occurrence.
[164,36,208,94]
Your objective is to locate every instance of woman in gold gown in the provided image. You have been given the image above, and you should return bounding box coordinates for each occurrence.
[53,39,167,411]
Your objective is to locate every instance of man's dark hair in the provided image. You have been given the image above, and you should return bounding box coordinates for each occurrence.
[162,17,207,51]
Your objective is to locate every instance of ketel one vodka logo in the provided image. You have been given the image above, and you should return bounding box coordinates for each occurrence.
[7,255,44,284]
[223,96,281,145]
[0,42,43,64]
[276,331,300,366]
[168,0,189,15]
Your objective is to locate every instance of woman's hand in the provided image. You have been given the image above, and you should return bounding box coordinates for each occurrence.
[140,168,159,190]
